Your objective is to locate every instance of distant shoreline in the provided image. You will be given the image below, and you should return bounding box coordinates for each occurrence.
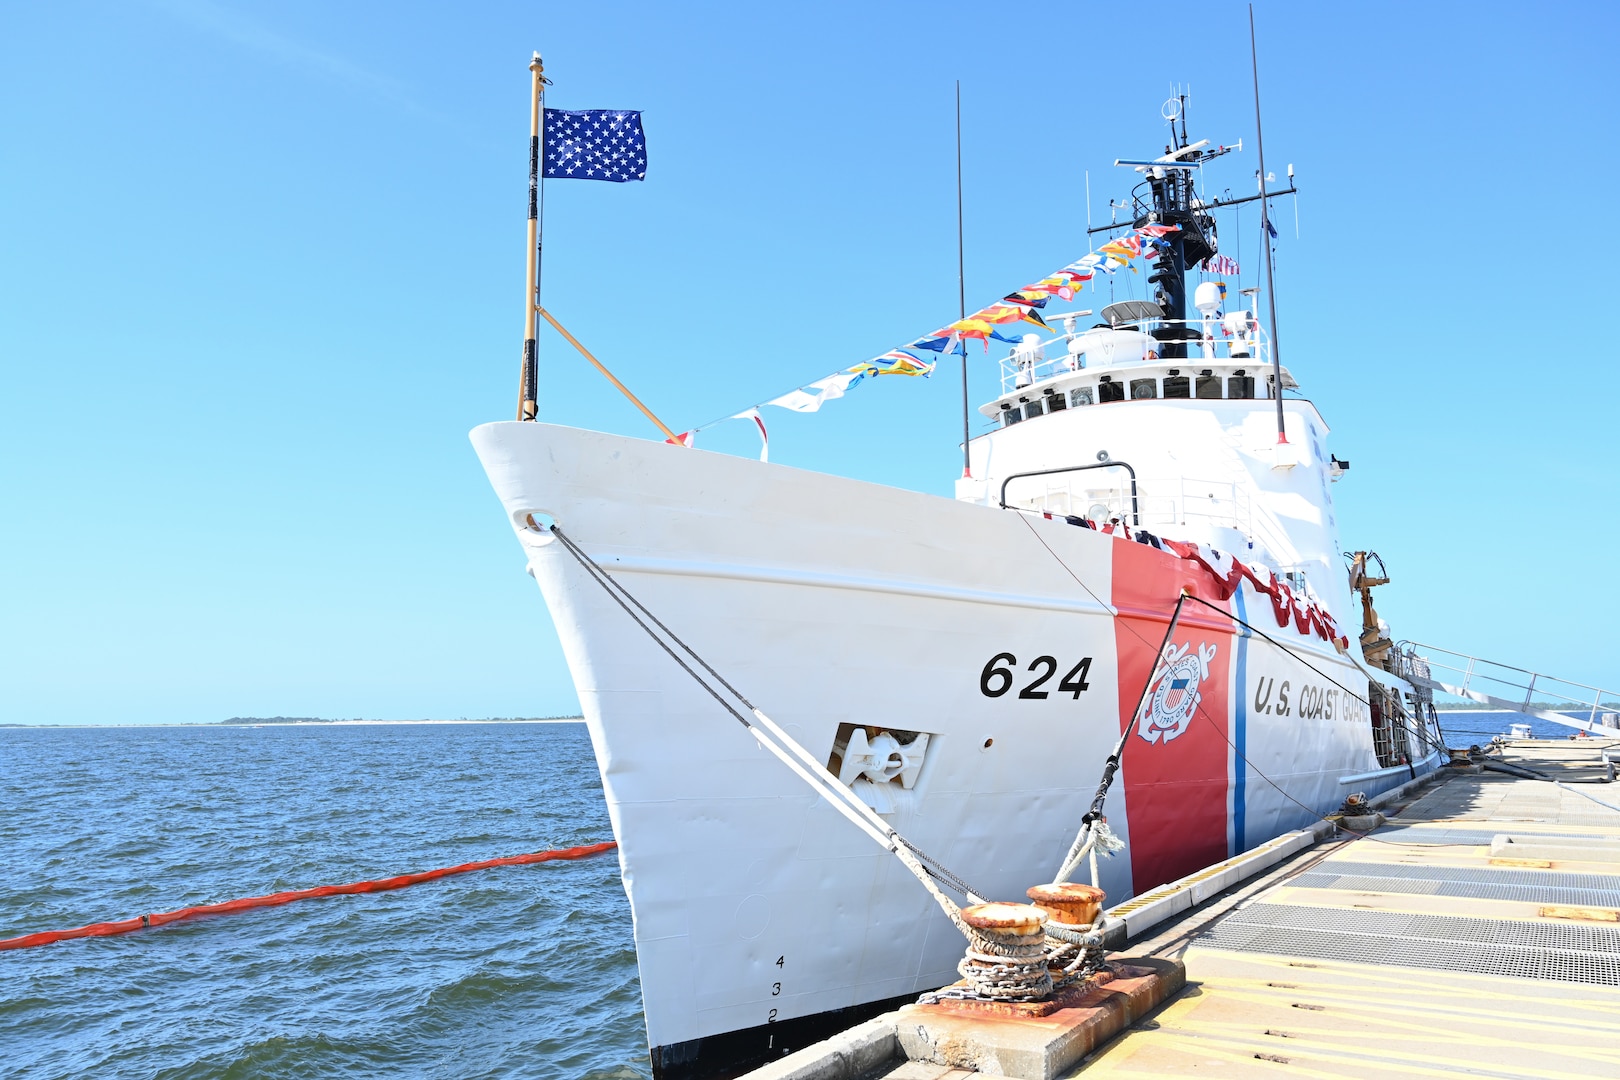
[1,717,586,729]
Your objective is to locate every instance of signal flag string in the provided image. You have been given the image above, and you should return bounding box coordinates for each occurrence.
[0,841,617,952]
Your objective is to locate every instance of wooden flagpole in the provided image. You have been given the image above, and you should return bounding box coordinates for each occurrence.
[515,54,677,444]
[518,52,545,421]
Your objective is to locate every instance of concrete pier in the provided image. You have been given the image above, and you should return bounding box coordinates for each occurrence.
[741,739,1620,1080]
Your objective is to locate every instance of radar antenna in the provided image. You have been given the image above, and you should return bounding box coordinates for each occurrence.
[1087,65,1296,364]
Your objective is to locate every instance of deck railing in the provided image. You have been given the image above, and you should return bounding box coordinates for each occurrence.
[1000,473,1296,565]
[997,317,1272,395]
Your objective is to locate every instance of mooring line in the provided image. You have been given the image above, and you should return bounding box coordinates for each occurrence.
[546,524,991,917]
[0,841,617,951]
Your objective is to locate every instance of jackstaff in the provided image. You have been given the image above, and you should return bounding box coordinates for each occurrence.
[518,51,545,422]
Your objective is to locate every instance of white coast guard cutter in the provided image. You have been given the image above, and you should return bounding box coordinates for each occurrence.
[472,102,1445,1079]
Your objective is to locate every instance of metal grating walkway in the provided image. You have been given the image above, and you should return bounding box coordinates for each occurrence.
[1290,856,1620,909]
[1302,858,1620,891]
[1202,902,1620,985]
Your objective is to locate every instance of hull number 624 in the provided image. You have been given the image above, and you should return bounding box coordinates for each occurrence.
[979,653,1093,699]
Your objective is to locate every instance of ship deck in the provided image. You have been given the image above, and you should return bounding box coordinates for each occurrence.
[748,739,1620,1080]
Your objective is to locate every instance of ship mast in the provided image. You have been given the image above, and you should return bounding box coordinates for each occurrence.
[1086,79,1298,382]
[1138,96,1217,360]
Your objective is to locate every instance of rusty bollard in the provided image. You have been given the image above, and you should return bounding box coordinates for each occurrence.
[1025,882,1106,927]
[957,902,1052,1000]
[1026,883,1109,990]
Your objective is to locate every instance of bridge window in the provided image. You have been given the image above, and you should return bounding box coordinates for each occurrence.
[1000,404,1020,426]
[1044,390,1066,413]
[1023,398,1044,420]
[1098,378,1124,403]
[1163,374,1190,399]
[1130,378,1157,400]
[1070,386,1094,407]
[1228,374,1255,399]
[1195,375,1222,399]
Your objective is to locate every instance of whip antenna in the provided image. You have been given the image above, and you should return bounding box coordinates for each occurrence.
[1248,6,1286,446]
[956,81,971,479]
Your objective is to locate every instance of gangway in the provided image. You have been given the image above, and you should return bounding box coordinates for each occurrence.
[1391,641,1620,736]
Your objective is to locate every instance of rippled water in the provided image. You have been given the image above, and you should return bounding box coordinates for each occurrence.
[0,722,645,1080]
[1437,709,1607,744]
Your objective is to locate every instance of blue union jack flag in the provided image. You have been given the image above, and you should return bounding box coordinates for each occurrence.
[543,109,647,182]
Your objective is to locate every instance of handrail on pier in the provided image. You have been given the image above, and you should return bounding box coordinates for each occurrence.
[1392,641,1620,735]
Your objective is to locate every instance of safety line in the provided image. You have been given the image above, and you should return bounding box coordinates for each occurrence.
[0,842,618,951]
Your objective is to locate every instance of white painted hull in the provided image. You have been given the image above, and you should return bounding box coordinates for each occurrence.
[470,420,1437,1069]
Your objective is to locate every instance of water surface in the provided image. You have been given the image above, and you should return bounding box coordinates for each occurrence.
[1436,709,1609,744]
[0,722,645,1079]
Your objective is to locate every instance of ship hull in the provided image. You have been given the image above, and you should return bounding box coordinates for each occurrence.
[470,421,1438,1078]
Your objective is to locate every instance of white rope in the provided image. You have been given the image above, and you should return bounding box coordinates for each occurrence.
[1054,826,1097,887]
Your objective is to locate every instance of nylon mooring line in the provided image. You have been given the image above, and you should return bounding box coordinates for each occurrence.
[0,841,617,951]
[1053,591,1190,885]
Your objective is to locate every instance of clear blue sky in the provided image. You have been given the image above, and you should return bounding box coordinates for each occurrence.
[4,1,1616,725]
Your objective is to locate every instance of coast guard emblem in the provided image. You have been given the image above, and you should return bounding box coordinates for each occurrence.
[1136,641,1219,745]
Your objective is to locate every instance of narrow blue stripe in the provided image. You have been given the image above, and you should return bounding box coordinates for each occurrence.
[1233,587,1250,856]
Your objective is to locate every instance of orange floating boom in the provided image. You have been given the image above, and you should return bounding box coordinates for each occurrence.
[0,841,617,951]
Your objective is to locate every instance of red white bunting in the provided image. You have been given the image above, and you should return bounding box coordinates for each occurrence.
[732,408,769,462]
[1014,508,1343,646]
[1161,539,1347,649]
